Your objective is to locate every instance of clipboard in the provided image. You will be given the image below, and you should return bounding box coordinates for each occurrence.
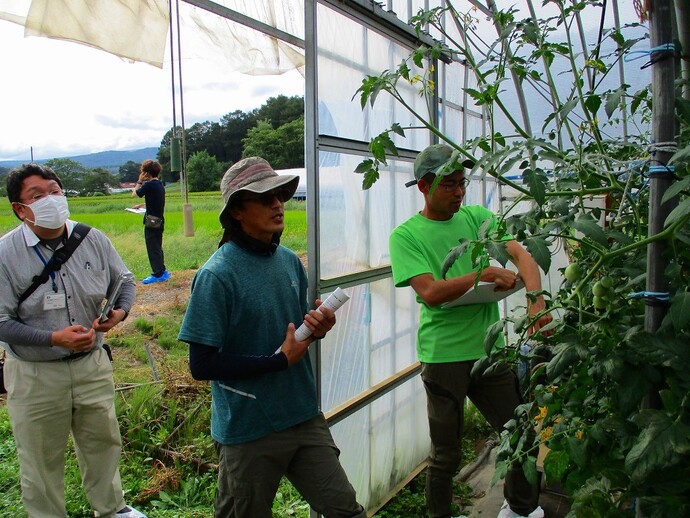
[99,273,127,323]
[441,277,525,308]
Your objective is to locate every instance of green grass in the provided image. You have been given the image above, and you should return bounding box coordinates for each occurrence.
[0,189,307,279]
[0,408,23,516]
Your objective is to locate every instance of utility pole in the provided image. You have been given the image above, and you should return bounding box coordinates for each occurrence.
[638,0,677,515]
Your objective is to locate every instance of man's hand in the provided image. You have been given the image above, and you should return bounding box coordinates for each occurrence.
[91,308,127,333]
[527,296,553,337]
[51,325,96,352]
[279,324,311,365]
[303,298,336,340]
[481,266,518,291]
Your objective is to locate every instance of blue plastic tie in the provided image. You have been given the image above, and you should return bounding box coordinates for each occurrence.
[624,43,675,62]
[647,164,676,178]
[628,291,670,302]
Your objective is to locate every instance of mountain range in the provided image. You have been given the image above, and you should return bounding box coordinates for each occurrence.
[0,147,159,173]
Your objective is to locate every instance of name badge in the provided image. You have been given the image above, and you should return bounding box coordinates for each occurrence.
[44,292,67,310]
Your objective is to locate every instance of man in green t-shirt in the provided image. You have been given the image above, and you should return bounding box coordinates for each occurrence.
[389,144,552,518]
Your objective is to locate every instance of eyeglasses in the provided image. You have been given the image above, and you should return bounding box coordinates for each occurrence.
[243,188,292,206]
[436,178,470,192]
[22,188,64,203]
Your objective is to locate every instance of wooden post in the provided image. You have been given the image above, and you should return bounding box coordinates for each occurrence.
[639,0,678,515]
[644,3,676,361]
[676,2,689,100]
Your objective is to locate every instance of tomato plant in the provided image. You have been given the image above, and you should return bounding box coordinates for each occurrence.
[355,1,690,515]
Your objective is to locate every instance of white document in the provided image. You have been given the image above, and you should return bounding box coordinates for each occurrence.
[125,207,146,214]
[294,287,351,341]
[275,288,351,354]
[441,277,525,308]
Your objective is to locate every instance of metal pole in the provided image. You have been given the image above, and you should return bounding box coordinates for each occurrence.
[304,3,320,515]
[174,0,194,237]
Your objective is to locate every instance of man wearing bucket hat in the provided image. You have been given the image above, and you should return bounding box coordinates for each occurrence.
[389,144,552,518]
[178,157,366,518]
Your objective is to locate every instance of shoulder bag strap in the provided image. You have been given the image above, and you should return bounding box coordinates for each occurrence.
[17,223,92,306]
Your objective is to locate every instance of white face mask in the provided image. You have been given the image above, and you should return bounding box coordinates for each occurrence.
[22,195,70,229]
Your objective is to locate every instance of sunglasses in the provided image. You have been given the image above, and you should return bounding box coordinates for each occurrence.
[242,188,292,206]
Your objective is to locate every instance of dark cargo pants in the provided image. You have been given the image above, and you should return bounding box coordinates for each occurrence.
[144,225,165,277]
[421,361,539,518]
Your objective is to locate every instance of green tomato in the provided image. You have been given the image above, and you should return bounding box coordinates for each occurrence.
[600,276,614,289]
[593,295,608,309]
[564,263,583,282]
[592,282,608,297]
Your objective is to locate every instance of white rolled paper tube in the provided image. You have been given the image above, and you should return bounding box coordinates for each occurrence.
[294,287,350,342]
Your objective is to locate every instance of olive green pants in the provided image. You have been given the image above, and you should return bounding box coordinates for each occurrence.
[421,361,539,518]
[213,413,366,518]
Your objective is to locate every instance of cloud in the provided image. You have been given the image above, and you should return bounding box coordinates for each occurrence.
[0,20,303,161]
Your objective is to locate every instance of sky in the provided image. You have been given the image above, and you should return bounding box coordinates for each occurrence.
[0,2,645,163]
[0,19,305,162]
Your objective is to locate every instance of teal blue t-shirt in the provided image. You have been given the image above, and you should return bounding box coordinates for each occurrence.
[389,205,505,363]
[178,242,318,445]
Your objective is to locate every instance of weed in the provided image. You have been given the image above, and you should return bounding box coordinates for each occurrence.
[134,318,154,335]
[149,474,216,511]
[0,408,23,516]
[273,477,311,517]
[0,191,307,279]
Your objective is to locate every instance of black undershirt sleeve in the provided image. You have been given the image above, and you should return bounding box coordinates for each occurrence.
[188,341,288,380]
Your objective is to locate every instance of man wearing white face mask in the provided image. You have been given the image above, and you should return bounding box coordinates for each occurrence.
[0,164,146,518]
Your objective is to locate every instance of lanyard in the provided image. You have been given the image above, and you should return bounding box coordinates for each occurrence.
[32,246,58,292]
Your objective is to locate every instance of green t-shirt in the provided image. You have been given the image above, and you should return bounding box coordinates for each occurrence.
[178,242,318,445]
[389,205,505,363]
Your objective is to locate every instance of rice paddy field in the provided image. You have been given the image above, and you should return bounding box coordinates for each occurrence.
[0,185,307,280]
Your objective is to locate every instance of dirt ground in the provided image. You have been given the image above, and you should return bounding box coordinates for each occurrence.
[123,268,196,329]
[105,269,200,389]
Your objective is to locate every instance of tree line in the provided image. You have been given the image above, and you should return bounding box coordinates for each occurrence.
[0,160,120,198]
[0,94,305,197]
[155,94,304,192]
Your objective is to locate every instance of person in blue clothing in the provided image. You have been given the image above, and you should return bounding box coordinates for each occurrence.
[131,159,169,284]
[177,157,366,518]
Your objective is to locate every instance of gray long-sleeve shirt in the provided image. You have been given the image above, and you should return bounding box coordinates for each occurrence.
[0,220,135,361]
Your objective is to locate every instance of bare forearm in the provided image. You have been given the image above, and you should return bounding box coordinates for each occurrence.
[410,266,514,307]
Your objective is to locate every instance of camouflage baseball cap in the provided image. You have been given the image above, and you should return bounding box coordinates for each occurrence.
[412,144,475,184]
